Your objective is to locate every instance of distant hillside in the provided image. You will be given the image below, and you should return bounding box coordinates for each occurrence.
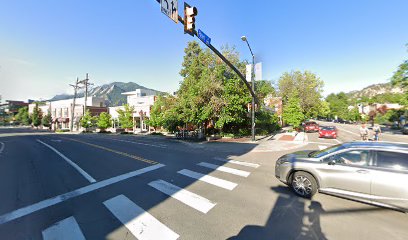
[50,82,162,107]
[347,82,405,99]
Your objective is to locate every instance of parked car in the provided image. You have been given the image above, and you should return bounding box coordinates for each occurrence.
[304,121,319,132]
[275,141,408,212]
[318,126,337,139]
[402,124,408,135]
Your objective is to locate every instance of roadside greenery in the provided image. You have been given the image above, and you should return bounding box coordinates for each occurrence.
[282,91,305,128]
[149,41,278,136]
[15,106,31,125]
[97,112,112,131]
[117,104,134,131]
[278,70,324,119]
[41,112,52,128]
[31,104,42,128]
[80,110,97,131]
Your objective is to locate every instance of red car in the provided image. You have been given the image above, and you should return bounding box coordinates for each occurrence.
[319,126,337,139]
[304,121,319,132]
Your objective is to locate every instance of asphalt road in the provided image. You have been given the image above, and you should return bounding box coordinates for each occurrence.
[0,127,407,240]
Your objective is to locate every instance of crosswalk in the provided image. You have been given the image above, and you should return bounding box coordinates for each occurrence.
[38,157,260,240]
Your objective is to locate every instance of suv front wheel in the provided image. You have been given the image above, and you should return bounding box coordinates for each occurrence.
[291,171,318,198]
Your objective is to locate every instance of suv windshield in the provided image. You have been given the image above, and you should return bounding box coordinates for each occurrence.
[309,144,345,158]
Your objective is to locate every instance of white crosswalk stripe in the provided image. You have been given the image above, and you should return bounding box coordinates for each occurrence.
[148,179,216,214]
[213,157,260,168]
[104,195,179,240]
[178,169,237,190]
[197,162,251,177]
[42,216,86,240]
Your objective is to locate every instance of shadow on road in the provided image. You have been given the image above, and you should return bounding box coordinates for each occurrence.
[228,186,327,240]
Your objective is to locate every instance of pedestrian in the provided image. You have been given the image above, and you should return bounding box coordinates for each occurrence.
[373,125,381,141]
[359,123,369,141]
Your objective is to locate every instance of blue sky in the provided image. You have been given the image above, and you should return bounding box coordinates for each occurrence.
[0,0,407,101]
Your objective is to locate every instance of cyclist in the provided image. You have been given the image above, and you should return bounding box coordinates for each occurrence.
[373,125,381,141]
[359,123,369,141]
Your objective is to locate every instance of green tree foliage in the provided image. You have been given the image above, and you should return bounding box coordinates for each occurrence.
[318,101,331,118]
[255,80,275,101]
[278,70,324,118]
[282,92,305,128]
[148,41,276,136]
[41,112,52,128]
[255,110,280,135]
[15,106,31,125]
[391,59,408,88]
[97,112,112,131]
[326,92,349,119]
[147,94,183,132]
[347,107,361,122]
[31,104,42,127]
[117,104,134,130]
[80,110,97,131]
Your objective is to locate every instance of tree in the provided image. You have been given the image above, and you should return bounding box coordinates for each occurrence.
[15,106,31,125]
[282,92,305,128]
[318,101,331,118]
[326,92,349,119]
[176,42,253,135]
[147,94,183,132]
[31,104,42,128]
[80,110,96,131]
[117,104,134,131]
[278,70,324,118]
[41,112,52,128]
[347,107,361,122]
[391,58,408,88]
[97,112,112,131]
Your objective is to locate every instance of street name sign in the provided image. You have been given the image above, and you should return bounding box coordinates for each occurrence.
[161,0,178,23]
[198,29,211,46]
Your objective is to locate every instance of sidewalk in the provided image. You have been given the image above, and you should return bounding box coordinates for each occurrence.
[169,131,309,154]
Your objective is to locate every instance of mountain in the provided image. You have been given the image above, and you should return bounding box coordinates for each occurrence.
[50,82,162,107]
[347,82,405,99]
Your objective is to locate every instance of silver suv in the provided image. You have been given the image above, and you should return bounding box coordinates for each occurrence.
[275,141,408,212]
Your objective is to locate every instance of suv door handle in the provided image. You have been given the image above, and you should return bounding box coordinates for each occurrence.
[356,170,369,174]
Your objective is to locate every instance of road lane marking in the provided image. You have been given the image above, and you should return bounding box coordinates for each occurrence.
[104,195,179,240]
[0,164,164,225]
[318,145,328,150]
[213,157,260,168]
[178,169,237,190]
[336,126,359,136]
[0,142,4,154]
[36,139,96,183]
[59,137,158,165]
[110,138,167,149]
[148,180,216,214]
[197,162,251,177]
[333,138,342,144]
[42,217,85,240]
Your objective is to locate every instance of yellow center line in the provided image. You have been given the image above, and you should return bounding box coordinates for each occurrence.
[59,137,158,165]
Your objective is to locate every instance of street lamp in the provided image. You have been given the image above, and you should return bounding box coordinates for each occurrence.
[241,35,256,141]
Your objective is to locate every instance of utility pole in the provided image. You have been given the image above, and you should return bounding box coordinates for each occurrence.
[79,73,91,115]
[69,78,80,132]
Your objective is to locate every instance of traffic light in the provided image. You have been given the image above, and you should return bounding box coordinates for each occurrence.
[184,2,197,36]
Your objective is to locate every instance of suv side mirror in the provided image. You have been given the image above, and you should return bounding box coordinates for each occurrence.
[328,159,336,165]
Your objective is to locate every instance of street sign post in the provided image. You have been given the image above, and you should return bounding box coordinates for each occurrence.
[161,0,178,23]
[197,29,211,46]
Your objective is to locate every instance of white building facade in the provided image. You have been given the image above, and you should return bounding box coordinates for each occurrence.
[109,89,157,132]
[29,97,106,131]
